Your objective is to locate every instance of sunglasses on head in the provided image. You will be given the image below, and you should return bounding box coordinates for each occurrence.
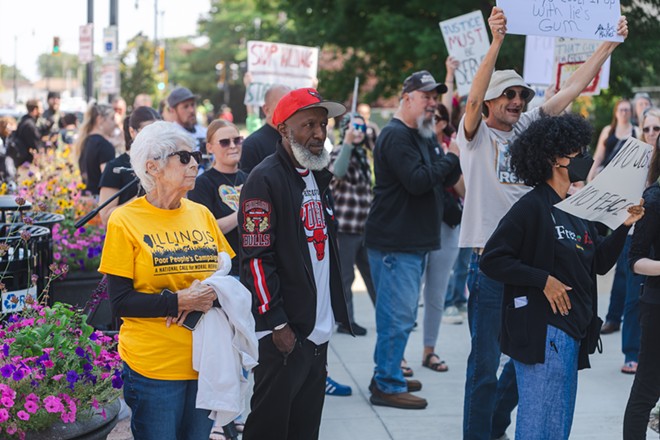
[217,136,244,148]
[502,89,531,101]
[643,126,660,134]
[160,150,203,165]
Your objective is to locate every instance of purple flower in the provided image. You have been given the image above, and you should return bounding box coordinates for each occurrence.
[0,364,14,378]
[12,369,24,381]
[1,344,8,357]
[66,370,79,386]
[111,370,123,389]
[89,332,98,341]
[83,363,93,372]
[75,347,85,357]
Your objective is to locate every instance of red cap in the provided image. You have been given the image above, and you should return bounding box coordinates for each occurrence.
[272,88,346,126]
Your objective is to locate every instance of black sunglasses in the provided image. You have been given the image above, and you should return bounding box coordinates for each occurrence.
[161,150,203,165]
[643,125,660,134]
[217,136,244,148]
[502,89,531,101]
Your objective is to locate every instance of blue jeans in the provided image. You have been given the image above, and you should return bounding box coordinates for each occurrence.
[620,236,643,363]
[368,248,426,394]
[514,326,579,440]
[445,246,471,308]
[123,363,213,440]
[463,251,517,439]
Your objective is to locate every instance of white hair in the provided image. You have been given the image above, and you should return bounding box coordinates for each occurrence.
[130,121,195,193]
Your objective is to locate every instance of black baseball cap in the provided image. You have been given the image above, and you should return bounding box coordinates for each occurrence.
[47,91,61,100]
[402,71,448,95]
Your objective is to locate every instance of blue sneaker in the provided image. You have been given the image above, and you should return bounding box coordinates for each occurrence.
[325,376,352,396]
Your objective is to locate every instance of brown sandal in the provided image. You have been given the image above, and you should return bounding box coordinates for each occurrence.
[423,353,448,372]
[401,358,414,377]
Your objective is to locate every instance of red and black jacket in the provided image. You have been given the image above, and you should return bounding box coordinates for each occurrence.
[238,142,351,338]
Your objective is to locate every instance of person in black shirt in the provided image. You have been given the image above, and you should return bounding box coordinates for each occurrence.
[624,133,660,438]
[188,120,247,276]
[240,85,290,174]
[98,106,161,225]
[481,113,644,438]
[14,99,43,165]
[75,104,117,196]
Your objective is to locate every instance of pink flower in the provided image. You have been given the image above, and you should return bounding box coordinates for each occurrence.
[1,396,14,408]
[43,395,64,413]
[91,398,99,409]
[24,400,38,414]
[17,410,29,421]
[61,411,75,423]
[25,393,39,403]
[5,423,16,434]
[0,408,8,422]
[51,374,64,381]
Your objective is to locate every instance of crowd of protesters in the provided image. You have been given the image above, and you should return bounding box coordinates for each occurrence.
[2,6,660,439]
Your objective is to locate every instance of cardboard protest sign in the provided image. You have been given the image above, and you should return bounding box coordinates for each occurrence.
[496,0,623,42]
[439,11,490,97]
[245,41,319,106]
[555,138,652,229]
[523,35,610,92]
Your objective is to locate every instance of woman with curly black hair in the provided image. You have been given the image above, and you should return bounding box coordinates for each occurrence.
[480,113,644,438]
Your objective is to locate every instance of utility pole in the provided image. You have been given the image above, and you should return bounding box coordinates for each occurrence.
[154,0,158,44]
[108,0,118,102]
[86,0,94,102]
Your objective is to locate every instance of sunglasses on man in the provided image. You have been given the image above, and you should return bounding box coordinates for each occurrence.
[502,89,531,101]
[157,150,203,165]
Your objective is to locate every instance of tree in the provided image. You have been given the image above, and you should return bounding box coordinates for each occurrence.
[0,64,29,82]
[37,52,80,78]
[120,34,158,109]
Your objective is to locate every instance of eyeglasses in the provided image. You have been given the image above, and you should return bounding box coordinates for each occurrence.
[216,136,244,148]
[352,123,367,132]
[157,150,203,165]
[502,89,531,101]
[643,126,660,134]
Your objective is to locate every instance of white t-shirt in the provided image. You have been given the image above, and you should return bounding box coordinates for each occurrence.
[298,168,334,345]
[457,108,541,248]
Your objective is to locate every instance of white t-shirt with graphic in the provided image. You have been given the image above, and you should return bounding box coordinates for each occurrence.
[298,168,334,345]
[457,108,541,248]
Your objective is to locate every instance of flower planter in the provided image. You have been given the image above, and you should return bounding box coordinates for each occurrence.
[50,270,104,309]
[24,399,121,440]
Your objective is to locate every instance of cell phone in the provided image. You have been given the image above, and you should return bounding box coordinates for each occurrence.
[160,289,204,331]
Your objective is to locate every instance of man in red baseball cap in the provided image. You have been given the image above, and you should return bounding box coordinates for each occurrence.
[239,88,351,440]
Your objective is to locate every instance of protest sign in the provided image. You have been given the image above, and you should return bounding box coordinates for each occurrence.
[555,37,603,95]
[439,11,490,97]
[496,0,623,42]
[555,138,651,229]
[245,41,319,106]
[523,35,610,91]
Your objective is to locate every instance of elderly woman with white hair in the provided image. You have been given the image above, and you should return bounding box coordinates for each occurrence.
[99,121,234,440]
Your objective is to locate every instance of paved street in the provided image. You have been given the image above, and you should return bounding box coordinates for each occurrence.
[110,268,657,439]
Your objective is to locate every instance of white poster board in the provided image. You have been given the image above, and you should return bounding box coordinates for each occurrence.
[555,138,651,229]
[496,0,623,42]
[523,35,610,91]
[245,41,319,106]
[439,11,490,97]
[79,24,94,64]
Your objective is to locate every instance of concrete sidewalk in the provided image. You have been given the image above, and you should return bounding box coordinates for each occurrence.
[109,268,656,439]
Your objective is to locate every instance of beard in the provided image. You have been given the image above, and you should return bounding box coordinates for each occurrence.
[416,114,436,139]
[288,133,330,171]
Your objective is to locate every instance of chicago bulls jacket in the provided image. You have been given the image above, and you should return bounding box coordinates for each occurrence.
[238,142,351,338]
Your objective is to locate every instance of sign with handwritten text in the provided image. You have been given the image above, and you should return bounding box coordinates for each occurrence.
[245,41,319,106]
[439,11,490,97]
[554,37,604,95]
[555,138,651,229]
[496,0,623,42]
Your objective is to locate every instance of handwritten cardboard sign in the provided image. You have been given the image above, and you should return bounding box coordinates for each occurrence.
[496,0,623,42]
[555,138,651,229]
[523,35,610,92]
[439,11,490,97]
[245,40,319,106]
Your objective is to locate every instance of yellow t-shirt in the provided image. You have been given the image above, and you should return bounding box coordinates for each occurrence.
[99,197,234,380]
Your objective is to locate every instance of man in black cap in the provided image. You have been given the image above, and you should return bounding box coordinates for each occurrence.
[365,70,461,410]
[167,87,207,155]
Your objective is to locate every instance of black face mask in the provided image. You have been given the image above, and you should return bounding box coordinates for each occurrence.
[559,153,594,183]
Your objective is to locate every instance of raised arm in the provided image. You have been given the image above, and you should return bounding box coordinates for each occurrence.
[463,7,506,140]
[542,17,628,116]
[442,56,459,116]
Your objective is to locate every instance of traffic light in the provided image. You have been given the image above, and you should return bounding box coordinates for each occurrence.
[52,36,61,55]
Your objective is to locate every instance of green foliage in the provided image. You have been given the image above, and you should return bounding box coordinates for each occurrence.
[120,34,158,109]
[0,65,28,82]
[36,52,80,79]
